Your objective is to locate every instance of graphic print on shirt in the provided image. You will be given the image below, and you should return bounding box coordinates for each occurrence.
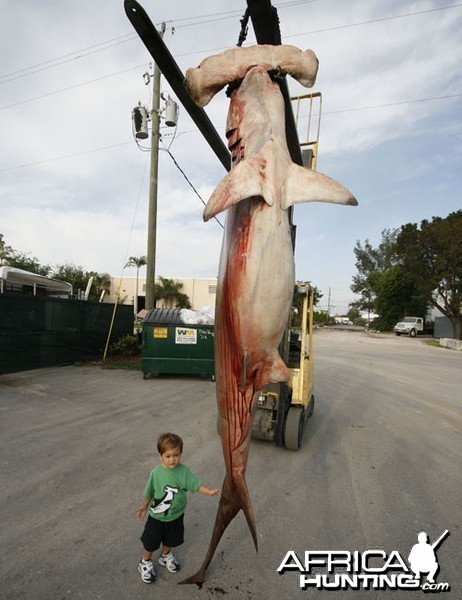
[150,485,179,515]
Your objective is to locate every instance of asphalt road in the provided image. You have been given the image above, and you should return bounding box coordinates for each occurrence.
[1,329,461,600]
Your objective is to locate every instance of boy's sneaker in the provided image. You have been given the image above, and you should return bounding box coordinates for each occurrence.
[138,559,156,583]
[158,551,181,573]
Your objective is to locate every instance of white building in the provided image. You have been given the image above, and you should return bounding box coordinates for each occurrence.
[106,276,217,314]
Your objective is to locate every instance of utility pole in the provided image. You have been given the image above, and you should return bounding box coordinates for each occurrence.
[131,23,178,312]
[145,22,166,311]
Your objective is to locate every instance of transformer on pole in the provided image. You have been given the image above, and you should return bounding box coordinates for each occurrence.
[130,23,180,311]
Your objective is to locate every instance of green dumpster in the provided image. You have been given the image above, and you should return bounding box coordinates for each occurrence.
[141,308,215,379]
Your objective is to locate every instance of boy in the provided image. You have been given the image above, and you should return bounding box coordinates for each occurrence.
[136,432,220,584]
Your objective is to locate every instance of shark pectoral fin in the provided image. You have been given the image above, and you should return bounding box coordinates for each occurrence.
[254,354,290,391]
[283,163,357,209]
[203,158,269,221]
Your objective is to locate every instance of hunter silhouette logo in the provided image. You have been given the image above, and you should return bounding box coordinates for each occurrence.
[277,529,451,592]
[408,530,449,585]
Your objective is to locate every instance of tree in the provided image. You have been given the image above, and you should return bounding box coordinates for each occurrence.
[351,228,431,330]
[372,265,427,330]
[347,305,361,323]
[125,256,147,316]
[313,310,330,326]
[291,283,322,327]
[1,235,117,303]
[0,234,51,275]
[351,229,398,316]
[395,211,462,339]
[52,264,111,300]
[154,276,191,309]
[8,252,51,276]
[52,263,88,295]
[0,234,13,265]
[125,256,147,271]
[89,271,112,301]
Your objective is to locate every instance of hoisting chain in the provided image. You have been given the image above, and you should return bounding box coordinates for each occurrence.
[237,8,250,47]
[226,4,285,98]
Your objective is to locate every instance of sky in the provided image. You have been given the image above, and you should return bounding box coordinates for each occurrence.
[1,0,461,314]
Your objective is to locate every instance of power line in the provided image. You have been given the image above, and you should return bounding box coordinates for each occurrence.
[161,140,224,229]
[0,141,132,172]
[0,64,144,111]
[0,90,460,173]
[157,0,318,28]
[120,151,150,281]
[1,90,460,172]
[2,3,459,89]
[323,93,462,116]
[283,3,462,39]
[0,33,137,82]
[0,1,318,84]
[165,1,319,31]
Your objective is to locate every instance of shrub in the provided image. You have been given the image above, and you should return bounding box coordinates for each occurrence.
[109,334,139,356]
[370,316,392,332]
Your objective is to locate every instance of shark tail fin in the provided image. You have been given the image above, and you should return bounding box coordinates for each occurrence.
[179,473,257,586]
[283,163,357,209]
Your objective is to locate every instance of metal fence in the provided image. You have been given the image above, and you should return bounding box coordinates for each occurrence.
[0,295,133,375]
[434,316,456,339]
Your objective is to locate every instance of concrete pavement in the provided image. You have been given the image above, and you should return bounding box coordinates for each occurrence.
[1,329,461,599]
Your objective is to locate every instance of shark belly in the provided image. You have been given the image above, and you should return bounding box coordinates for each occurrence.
[217,197,293,395]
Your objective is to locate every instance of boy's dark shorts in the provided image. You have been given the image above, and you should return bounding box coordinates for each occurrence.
[141,515,184,551]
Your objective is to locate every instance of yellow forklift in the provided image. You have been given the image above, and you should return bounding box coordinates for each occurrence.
[251,93,321,450]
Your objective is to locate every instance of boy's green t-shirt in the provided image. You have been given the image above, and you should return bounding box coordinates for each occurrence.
[143,463,202,522]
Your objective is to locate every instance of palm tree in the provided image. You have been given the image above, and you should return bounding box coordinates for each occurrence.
[92,272,112,301]
[154,277,191,309]
[125,256,147,317]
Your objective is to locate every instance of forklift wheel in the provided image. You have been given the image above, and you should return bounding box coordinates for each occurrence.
[284,406,305,451]
[308,395,315,417]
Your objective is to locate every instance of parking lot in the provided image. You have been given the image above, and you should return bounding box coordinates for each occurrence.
[1,329,461,599]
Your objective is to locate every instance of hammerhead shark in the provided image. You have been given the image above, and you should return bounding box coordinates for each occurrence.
[180,45,357,585]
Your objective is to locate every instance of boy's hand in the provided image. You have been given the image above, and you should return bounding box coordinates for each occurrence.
[198,485,221,497]
[136,506,148,521]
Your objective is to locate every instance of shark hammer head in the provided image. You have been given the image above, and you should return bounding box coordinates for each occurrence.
[186,45,319,107]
